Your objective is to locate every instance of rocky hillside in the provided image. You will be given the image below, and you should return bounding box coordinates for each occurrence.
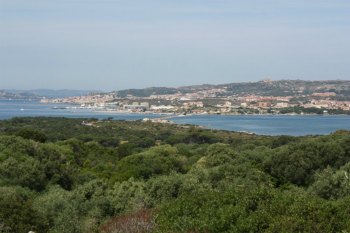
[113,80,350,98]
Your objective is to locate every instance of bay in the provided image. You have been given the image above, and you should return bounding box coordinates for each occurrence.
[0,100,162,121]
[1,100,350,136]
[170,114,350,136]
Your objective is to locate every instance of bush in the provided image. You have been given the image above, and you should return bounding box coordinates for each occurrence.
[107,178,148,214]
[0,186,45,233]
[100,209,155,233]
[309,163,350,199]
[16,128,47,142]
[114,145,186,181]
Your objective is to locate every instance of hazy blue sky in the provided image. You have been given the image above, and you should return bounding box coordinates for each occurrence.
[0,0,349,91]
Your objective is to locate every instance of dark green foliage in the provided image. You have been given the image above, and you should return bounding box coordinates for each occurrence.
[98,137,119,147]
[1,117,350,232]
[107,178,148,214]
[16,128,48,142]
[270,135,299,148]
[114,145,186,181]
[0,186,46,233]
[146,173,207,207]
[116,142,136,158]
[264,136,349,186]
[166,127,220,145]
[156,187,350,233]
[309,163,350,200]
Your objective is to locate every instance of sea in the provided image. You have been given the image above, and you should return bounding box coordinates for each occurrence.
[1,99,350,136]
[0,100,162,121]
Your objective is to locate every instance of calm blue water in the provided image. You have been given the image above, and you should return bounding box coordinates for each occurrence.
[170,114,350,136]
[0,100,162,121]
[1,100,350,136]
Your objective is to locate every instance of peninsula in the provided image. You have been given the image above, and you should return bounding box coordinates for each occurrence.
[41,79,350,115]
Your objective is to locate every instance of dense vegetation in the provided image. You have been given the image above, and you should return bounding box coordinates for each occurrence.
[0,117,350,233]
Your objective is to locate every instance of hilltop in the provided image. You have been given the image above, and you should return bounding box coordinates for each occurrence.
[0,90,40,100]
[113,79,350,99]
[0,89,99,99]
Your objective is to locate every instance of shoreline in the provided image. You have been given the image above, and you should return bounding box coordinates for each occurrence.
[91,110,350,117]
[3,100,349,117]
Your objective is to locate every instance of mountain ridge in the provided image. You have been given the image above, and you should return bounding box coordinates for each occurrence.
[112,79,350,98]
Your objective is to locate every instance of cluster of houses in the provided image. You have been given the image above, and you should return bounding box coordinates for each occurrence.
[41,90,350,114]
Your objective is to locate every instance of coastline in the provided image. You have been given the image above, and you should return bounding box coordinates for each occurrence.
[1,99,350,136]
[90,109,349,117]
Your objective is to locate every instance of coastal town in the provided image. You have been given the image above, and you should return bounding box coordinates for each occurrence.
[40,80,350,116]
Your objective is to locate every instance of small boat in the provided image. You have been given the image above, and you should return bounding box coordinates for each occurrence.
[20,108,24,111]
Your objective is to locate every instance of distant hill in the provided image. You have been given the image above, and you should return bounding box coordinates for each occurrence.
[222,80,350,97]
[0,90,40,100]
[3,80,350,100]
[2,89,100,99]
[114,87,179,98]
[113,80,350,99]
[27,89,100,98]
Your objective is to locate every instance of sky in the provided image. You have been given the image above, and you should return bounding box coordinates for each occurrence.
[0,0,349,91]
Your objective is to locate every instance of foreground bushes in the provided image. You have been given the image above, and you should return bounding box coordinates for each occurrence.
[1,118,350,232]
[156,187,350,233]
